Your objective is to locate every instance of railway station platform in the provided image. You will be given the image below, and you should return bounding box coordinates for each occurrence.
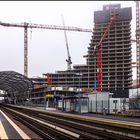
[0,110,31,139]
[1,104,140,139]
[36,106,140,123]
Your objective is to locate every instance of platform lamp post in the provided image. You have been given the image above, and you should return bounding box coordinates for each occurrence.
[44,85,47,110]
[76,72,83,113]
[28,87,32,100]
[83,54,89,88]
[27,87,32,106]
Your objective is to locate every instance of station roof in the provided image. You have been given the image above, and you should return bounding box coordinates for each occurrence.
[0,71,33,94]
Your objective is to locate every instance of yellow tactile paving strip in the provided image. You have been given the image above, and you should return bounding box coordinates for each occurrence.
[0,110,31,140]
[0,119,8,139]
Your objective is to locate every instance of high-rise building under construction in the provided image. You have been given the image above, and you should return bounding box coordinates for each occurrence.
[33,4,132,97]
[87,4,132,93]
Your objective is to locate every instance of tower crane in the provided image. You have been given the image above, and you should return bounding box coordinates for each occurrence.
[0,21,92,77]
[61,15,72,70]
[94,14,118,92]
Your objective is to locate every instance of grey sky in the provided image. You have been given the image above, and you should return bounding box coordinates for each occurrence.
[0,1,136,79]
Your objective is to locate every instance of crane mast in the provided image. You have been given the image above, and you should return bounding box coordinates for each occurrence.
[135,1,140,88]
[24,26,28,77]
[0,21,92,77]
[61,15,72,70]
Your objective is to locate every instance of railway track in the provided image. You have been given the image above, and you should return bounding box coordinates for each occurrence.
[1,104,140,139]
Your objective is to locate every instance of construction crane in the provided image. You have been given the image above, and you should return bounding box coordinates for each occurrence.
[0,21,92,77]
[135,0,140,88]
[95,14,118,92]
[61,15,72,70]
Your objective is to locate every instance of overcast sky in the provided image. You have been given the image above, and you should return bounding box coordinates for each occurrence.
[0,1,136,79]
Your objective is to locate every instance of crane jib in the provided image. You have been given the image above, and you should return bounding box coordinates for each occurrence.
[0,21,92,77]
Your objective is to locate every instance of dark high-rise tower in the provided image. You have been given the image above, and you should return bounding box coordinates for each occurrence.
[88,4,132,93]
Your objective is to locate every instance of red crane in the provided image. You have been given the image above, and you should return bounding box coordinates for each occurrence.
[96,14,118,92]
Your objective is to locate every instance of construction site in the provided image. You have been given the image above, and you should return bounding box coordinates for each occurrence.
[0,2,140,115]
[1,2,140,139]
[30,3,139,114]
